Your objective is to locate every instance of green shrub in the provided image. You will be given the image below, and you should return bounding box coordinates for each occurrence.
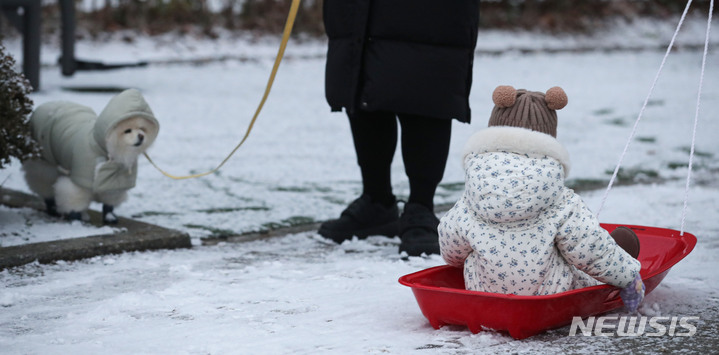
[0,43,39,169]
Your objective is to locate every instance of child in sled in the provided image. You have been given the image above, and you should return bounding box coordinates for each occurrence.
[438,85,645,311]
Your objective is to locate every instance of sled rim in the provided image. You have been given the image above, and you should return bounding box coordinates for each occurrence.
[399,223,697,299]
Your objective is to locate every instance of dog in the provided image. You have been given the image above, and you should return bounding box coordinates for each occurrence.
[22,89,159,224]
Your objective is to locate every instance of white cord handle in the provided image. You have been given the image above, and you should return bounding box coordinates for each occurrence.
[680,0,714,235]
[597,0,694,217]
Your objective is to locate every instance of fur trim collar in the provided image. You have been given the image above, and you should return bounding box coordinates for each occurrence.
[463,126,571,176]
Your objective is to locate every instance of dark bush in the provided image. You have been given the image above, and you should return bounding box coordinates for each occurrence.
[239,0,324,35]
[1,0,712,38]
[479,0,712,32]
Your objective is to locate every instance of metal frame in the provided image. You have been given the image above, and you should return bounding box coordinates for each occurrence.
[1,0,41,90]
[2,0,145,91]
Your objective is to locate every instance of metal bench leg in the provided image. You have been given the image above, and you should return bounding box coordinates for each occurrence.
[59,0,76,76]
[22,0,41,90]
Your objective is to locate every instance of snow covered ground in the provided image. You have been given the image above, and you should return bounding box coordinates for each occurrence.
[1,16,719,354]
[0,205,126,247]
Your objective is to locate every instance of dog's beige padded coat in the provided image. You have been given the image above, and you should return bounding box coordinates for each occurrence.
[29,89,159,193]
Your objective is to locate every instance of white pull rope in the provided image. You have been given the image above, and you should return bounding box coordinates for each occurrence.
[596,0,694,218]
[680,0,714,235]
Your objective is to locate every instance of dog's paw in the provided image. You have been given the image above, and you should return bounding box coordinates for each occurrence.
[103,212,119,225]
[65,211,83,221]
[102,204,119,224]
[44,199,60,217]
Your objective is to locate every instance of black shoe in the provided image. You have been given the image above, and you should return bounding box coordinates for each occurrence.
[398,203,440,256]
[318,195,399,243]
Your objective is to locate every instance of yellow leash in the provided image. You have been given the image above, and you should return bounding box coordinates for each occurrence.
[144,0,302,180]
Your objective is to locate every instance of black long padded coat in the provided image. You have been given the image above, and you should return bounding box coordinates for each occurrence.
[323,0,480,123]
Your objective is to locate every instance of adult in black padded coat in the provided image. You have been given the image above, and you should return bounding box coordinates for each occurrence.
[319,0,480,256]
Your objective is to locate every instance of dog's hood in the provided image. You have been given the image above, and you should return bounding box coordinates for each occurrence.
[94,89,159,151]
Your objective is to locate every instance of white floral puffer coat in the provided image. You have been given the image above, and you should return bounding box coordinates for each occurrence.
[439,126,641,295]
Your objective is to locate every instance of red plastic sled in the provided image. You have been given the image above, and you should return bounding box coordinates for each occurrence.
[399,224,697,339]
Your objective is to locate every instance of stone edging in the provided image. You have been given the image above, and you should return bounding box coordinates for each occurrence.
[0,187,191,269]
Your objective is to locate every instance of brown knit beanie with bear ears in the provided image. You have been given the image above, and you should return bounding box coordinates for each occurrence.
[488,85,568,138]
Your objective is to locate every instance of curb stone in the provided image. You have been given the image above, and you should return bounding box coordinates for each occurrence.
[0,187,192,269]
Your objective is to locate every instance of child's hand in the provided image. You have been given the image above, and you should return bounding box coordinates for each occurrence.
[620,274,645,313]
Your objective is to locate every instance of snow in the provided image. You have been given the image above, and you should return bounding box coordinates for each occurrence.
[0,205,124,247]
[1,17,719,353]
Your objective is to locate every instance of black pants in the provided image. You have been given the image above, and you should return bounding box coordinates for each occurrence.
[348,110,452,211]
